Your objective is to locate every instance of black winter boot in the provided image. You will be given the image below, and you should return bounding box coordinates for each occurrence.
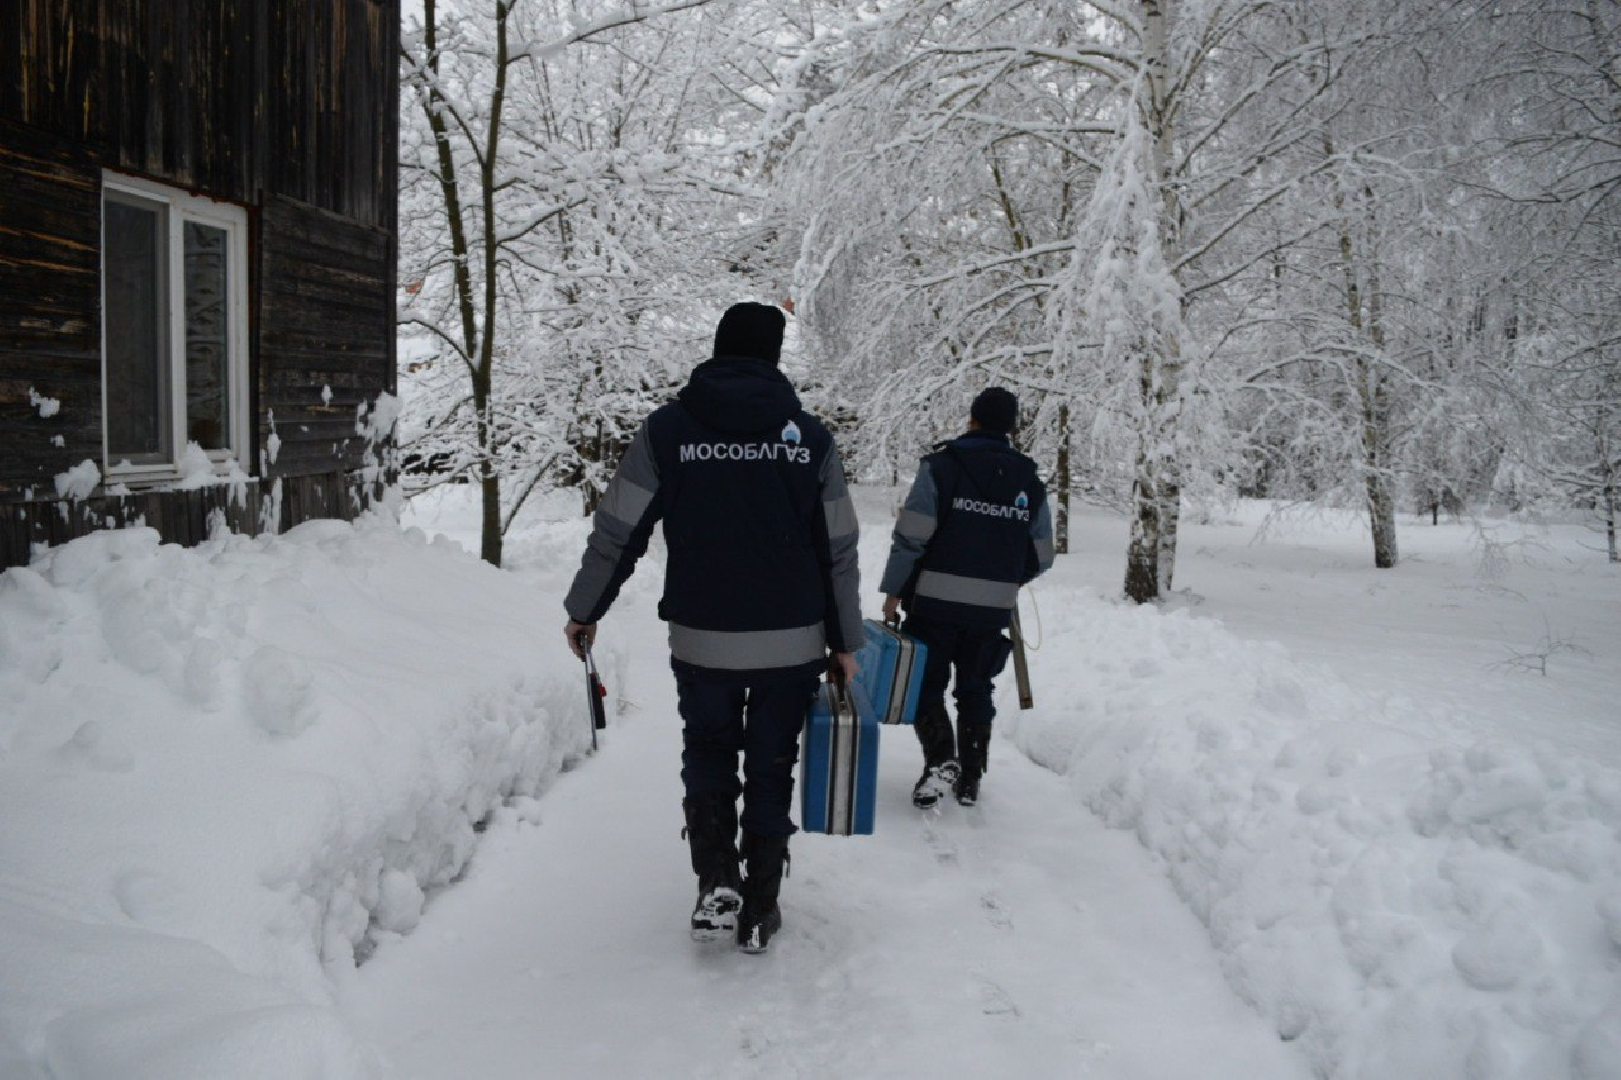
[955,723,990,806]
[683,794,743,941]
[912,703,960,809]
[737,831,790,954]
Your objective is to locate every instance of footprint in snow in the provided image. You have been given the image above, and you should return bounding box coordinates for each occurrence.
[922,822,960,866]
[974,975,1021,1019]
[739,1028,764,1056]
[980,892,1013,931]
[961,803,992,831]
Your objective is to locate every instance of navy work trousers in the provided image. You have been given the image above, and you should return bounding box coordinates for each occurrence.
[902,614,1012,730]
[672,660,818,838]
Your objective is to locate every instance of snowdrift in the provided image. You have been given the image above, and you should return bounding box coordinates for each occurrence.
[1005,586,1621,1080]
[0,518,591,1079]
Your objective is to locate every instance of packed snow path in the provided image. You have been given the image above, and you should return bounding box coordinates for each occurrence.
[349,592,1307,1079]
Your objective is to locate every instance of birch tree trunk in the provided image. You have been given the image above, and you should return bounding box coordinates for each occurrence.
[1361,191,1398,568]
[1601,418,1618,563]
[1055,401,1071,555]
[1326,144,1399,570]
[1357,361,1398,568]
[1124,376,1163,601]
[1606,479,1618,563]
[1123,0,1185,604]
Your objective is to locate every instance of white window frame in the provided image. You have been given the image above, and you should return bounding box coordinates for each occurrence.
[100,173,250,484]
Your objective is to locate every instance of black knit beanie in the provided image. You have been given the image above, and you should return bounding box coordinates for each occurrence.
[970,387,1019,434]
[713,302,786,364]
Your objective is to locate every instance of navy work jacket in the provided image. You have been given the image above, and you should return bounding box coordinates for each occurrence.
[565,355,862,678]
[879,430,1054,629]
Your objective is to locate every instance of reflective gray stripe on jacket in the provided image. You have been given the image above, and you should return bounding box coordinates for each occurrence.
[668,622,827,670]
[913,570,1020,609]
[820,449,864,651]
[564,421,659,623]
[878,462,938,595]
[1031,494,1055,575]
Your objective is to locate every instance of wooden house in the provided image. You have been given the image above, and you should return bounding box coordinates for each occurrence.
[0,0,399,570]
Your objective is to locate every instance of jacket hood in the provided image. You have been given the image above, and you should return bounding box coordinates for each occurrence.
[939,430,1017,496]
[677,355,802,435]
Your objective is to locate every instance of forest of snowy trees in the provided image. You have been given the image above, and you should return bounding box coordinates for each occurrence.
[395,0,1620,590]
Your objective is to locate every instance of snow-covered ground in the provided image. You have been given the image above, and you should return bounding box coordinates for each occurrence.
[2,486,1617,1078]
[0,514,592,1078]
[1006,502,1621,1079]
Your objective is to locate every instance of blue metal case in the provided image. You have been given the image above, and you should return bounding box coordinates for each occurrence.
[800,680,879,835]
[853,619,927,725]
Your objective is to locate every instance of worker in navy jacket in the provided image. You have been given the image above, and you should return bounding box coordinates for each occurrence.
[564,302,861,954]
[879,387,1054,808]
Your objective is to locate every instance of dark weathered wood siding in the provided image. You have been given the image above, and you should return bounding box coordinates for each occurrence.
[0,119,101,495]
[0,0,399,568]
[0,0,396,225]
[0,470,379,568]
[260,193,394,479]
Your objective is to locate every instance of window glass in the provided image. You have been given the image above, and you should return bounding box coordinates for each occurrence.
[104,197,168,461]
[184,222,230,449]
[103,178,245,475]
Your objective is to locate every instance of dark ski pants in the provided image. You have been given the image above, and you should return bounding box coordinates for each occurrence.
[672,660,818,838]
[903,614,1012,734]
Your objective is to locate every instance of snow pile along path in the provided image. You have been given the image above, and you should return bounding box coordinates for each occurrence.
[0,519,591,1079]
[1005,585,1621,1079]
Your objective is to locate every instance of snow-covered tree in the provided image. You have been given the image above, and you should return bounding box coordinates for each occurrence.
[1208,1,1469,568]
[773,0,1390,599]
[399,0,784,565]
[1477,0,1621,560]
[396,0,1619,575]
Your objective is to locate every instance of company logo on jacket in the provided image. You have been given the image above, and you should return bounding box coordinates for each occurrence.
[678,417,813,465]
[951,495,1030,522]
